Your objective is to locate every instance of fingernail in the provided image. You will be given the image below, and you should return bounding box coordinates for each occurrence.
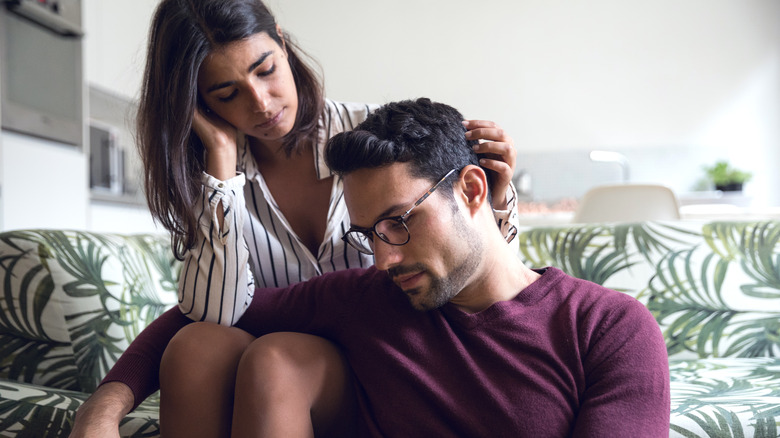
[461,120,469,126]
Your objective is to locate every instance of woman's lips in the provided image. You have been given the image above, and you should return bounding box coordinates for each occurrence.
[257,108,284,129]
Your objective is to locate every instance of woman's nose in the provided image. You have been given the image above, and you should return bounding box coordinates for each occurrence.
[248,82,270,112]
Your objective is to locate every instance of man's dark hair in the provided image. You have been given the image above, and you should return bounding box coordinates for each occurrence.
[325,98,490,197]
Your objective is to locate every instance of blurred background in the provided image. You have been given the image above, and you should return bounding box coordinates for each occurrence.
[0,0,777,231]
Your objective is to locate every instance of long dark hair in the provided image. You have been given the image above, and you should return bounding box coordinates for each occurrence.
[137,0,324,260]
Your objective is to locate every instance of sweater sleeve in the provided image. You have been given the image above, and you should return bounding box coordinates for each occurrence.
[100,307,193,411]
[177,171,255,326]
[572,297,671,437]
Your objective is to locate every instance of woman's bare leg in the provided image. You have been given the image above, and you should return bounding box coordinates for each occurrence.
[232,332,357,438]
[159,322,255,438]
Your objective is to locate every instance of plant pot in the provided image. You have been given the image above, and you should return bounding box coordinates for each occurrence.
[716,182,743,192]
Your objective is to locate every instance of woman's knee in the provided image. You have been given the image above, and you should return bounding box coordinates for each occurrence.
[161,322,255,383]
[238,332,345,382]
[236,333,356,436]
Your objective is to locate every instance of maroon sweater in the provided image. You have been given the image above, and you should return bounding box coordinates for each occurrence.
[104,267,670,437]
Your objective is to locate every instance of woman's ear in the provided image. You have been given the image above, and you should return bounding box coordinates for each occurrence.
[275,25,287,54]
[457,165,489,213]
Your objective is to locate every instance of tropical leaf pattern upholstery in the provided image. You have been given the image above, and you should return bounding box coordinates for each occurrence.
[0,221,778,437]
[0,230,177,437]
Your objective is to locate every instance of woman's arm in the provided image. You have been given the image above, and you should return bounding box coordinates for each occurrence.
[176,171,254,326]
[463,119,519,242]
[177,109,255,326]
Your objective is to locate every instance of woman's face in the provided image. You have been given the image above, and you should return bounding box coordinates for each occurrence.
[197,29,299,146]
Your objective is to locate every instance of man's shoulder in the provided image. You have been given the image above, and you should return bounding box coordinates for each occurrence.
[305,266,391,289]
[537,267,654,327]
[543,267,639,305]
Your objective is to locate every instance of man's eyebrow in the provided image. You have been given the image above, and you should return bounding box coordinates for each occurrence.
[205,51,273,93]
[375,202,408,223]
[350,202,407,229]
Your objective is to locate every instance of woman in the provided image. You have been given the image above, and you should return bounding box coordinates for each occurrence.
[70,0,519,436]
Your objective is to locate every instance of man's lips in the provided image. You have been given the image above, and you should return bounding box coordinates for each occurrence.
[394,271,425,290]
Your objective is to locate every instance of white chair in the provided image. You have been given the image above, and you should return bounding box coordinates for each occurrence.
[573,184,681,223]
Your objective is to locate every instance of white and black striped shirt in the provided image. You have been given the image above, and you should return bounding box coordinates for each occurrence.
[178,99,519,326]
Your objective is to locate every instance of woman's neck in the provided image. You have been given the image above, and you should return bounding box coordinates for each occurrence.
[248,136,287,165]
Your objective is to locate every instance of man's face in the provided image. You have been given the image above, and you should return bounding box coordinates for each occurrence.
[343,163,483,311]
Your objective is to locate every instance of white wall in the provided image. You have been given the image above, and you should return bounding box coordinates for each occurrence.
[83,0,159,100]
[1,132,88,230]
[265,0,780,206]
[12,0,772,232]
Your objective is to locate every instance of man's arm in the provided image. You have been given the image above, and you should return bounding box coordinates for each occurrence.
[69,307,194,436]
[572,298,671,437]
[69,382,134,438]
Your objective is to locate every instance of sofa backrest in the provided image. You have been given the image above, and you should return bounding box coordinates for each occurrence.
[516,219,780,361]
[2,221,777,391]
[0,230,179,393]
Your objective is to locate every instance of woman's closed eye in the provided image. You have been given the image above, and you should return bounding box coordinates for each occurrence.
[214,65,276,102]
[256,64,276,77]
[217,89,238,102]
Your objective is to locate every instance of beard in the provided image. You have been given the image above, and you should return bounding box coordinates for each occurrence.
[400,211,484,311]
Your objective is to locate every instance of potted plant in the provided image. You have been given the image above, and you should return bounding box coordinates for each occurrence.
[703,160,752,192]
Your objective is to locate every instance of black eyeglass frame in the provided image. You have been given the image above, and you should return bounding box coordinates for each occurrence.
[341,168,460,255]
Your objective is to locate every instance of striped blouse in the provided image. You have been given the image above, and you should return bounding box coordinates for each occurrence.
[177,99,519,326]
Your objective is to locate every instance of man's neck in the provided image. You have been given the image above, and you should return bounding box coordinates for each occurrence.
[449,238,540,314]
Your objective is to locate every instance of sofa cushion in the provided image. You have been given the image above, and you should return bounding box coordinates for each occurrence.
[0,231,78,390]
[0,378,160,438]
[0,231,179,393]
[669,357,780,437]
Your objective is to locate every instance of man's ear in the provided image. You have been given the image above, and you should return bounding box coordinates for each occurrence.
[456,165,489,214]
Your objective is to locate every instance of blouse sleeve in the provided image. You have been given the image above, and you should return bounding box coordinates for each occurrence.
[176,171,255,326]
[493,180,519,243]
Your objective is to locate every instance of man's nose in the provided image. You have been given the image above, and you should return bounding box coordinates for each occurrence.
[372,239,404,271]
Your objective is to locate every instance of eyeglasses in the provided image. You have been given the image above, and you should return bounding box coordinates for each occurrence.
[342,168,460,255]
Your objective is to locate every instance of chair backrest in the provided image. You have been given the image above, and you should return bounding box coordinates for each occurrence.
[573,184,681,223]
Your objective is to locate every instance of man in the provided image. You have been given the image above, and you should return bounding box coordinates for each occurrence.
[72,98,670,437]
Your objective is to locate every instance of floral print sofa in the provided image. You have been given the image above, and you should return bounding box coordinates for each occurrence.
[0,220,779,437]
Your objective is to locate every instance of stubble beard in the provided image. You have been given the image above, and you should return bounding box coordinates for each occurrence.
[409,212,483,311]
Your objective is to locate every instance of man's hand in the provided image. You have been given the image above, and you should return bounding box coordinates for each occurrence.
[463,119,517,209]
[68,382,134,438]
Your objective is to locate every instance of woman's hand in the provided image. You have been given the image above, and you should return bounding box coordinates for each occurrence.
[463,120,517,209]
[193,106,239,181]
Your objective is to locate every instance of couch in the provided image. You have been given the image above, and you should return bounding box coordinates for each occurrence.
[0,220,778,437]
[0,230,177,437]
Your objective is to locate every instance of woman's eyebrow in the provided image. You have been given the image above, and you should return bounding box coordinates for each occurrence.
[247,51,273,72]
[205,51,274,93]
